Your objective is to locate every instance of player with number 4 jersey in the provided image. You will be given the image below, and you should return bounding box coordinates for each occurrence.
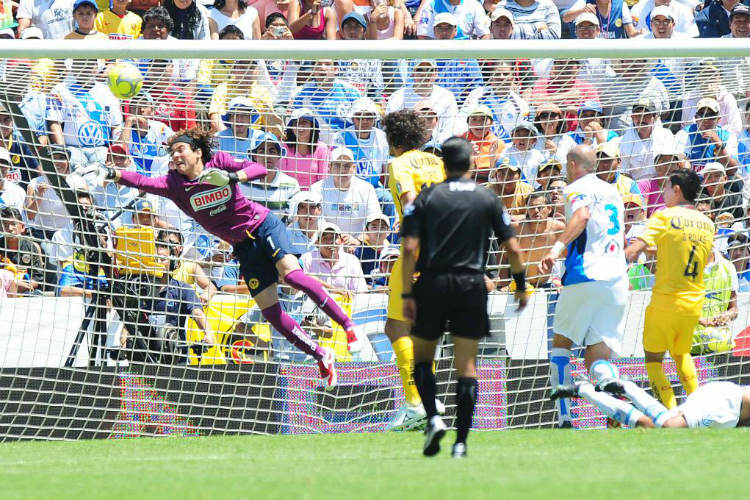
[626,168,714,409]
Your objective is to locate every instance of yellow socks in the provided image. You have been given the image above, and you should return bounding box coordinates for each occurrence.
[674,353,698,395]
[646,361,677,409]
[393,336,421,406]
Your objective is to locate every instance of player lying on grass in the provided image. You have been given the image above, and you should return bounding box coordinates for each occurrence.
[80,127,366,389]
[550,361,750,428]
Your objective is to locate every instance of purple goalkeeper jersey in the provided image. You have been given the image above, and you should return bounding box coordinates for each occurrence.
[118,151,270,245]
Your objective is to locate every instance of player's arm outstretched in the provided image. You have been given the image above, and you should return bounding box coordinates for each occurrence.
[539,206,590,274]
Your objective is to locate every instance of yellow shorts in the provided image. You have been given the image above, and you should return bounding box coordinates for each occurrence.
[387,256,406,322]
[643,304,700,355]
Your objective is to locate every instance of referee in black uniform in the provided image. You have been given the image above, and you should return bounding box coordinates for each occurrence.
[401,137,528,458]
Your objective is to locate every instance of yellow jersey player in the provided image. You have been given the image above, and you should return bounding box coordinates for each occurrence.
[625,168,714,409]
[382,110,445,430]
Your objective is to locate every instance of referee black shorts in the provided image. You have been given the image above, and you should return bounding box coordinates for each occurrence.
[412,272,489,341]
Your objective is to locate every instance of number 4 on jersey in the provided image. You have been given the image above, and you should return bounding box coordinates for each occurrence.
[683,245,698,279]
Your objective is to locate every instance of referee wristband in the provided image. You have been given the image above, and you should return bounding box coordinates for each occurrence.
[550,241,566,259]
[512,271,526,293]
[401,292,413,299]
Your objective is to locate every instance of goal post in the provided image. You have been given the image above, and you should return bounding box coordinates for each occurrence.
[0,40,748,440]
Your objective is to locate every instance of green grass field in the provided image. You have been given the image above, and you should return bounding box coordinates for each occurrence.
[1,429,748,500]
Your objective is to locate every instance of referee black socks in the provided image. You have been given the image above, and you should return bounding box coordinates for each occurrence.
[413,362,437,418]
[456,377,478,445]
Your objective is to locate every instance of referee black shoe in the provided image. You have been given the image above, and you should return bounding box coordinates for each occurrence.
[451,442,467,458]
[423,416,447,457]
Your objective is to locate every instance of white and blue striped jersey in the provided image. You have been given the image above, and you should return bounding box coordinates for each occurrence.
[562,173,627,286]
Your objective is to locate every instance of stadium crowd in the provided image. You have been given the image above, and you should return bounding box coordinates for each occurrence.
[0,0,748,365]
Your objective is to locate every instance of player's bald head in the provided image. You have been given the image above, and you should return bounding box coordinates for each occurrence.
[567,145,597,173]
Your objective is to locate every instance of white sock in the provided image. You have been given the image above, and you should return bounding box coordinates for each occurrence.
[549,347,573,425]
[589,359,619,384]
[579,382,645,428]
[622,380,669,427]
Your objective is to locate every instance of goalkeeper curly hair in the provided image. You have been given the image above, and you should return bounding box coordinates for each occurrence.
[166,126,215,164]
[383,110,427,152]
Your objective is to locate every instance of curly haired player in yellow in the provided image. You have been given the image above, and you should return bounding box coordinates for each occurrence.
[625,168,715,409]
[382,110,446,430]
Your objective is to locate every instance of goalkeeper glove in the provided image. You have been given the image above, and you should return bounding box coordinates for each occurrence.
[196,168,239,188]
[76,163,116,188]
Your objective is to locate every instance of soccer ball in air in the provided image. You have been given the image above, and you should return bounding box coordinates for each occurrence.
[107,62,143,100]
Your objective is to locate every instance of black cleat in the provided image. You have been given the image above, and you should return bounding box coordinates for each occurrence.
[423,416,447,457]
[556,421,573,429]
[550,383,581,401]
[595,378,626,396]
[452,442,467,458]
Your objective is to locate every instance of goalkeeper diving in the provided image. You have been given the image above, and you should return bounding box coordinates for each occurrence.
[79,127,367,389]
[550,360,750,429]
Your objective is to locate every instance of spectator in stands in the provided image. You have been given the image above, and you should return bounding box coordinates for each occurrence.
[700,162,745,220]
[0,103,40,190]
[497,121,545,187]
[90,144,140,223]
[366,0,406,40]
[501,0,561,38]
[681,64,742,138]
[562,0,640,38]
[139,7,202,86]
[25,146,74,241]
[568,100,617,146]
[460,59,530,142]
[300,221,368,295]
[489,6,516,38]
[208,58,280,137]
[291,59,362,143]
[514,192,565,288]
[727,232,750,291]
[64,0,109,39]
[417,0,491,39]
[287,190,324,255]
[417,103,441,145]
[488,156,533,219]
[636,143,682,216]
[311,146,382,240]
[424,14,484,105]
[0,148,27,214]
[337,13,384,98]
[387,59,459,143]
[95,0,143,39]
[288,0,337,39]
[534,102,576,171]
[261,11,295,38]
[333,98,393,218]
[0,206,45,294]
[619,98,676,181]
[141,59,197,133]
[208,0,262,40]
[676,97,739,173]
[632,1,698,38]
[696,0,747,37]
[241,132,300,220]
[599,58,670,132]
[119,93,173,176]
[157,228,218,306]
[370,245,399,289]
[47,58,123,165]
[535,158,562,190]
[461,105,506,183]
[354,213,391,284]
[164,0,214,39]
[548,176,567,219]
[573,11,600,37]
[529,59,600,131]
[725,3,750,38]
[280,108,330,189]
[594,140,644,204]
[17,0,74,40]
[211,97,260,160]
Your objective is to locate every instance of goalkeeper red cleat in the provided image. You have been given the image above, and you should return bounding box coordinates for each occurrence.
[317,348,337,391]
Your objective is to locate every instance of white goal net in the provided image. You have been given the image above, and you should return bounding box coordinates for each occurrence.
[0,40,749,440]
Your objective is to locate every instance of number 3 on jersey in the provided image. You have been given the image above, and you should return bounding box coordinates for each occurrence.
[604,203,620,235]
[684,245,698,279]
